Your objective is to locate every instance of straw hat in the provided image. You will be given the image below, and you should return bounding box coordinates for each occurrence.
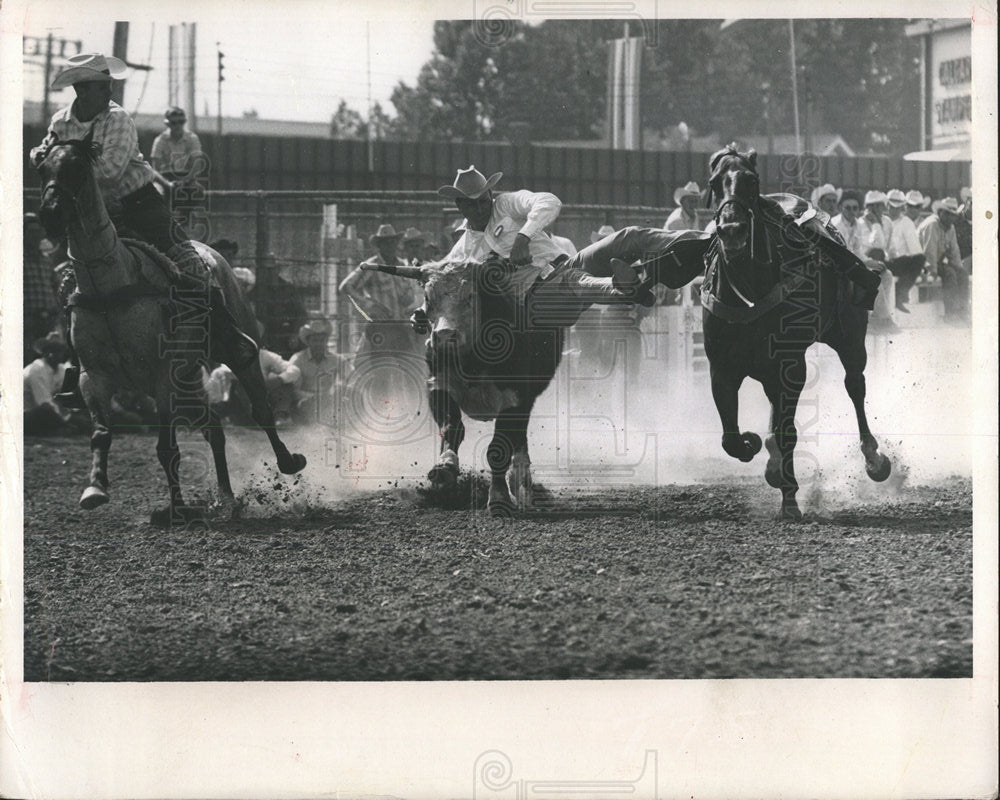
[437,166,503,199]
[298,319,332,345]
[232,267,256,290]
[810,183,842,207]
[931,197,961,215]
[402,227,425,243]
[51,53,127,91]
[673,181,701,205]
[591,224,616,243]
[863,190,889,207]
[885,189,907,208]
[904,190,930,208]
[369,224,403,245]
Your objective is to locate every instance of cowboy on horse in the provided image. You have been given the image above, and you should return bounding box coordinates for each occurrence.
[30,53,258,407]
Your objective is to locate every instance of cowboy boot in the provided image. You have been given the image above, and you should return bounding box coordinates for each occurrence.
[610,259,656,307]
[54,305,86,410]
[208,286,259,370]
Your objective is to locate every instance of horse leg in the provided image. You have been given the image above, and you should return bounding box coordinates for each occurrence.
[152,411,185,526]
[200,404,239,515]
[427,388,464,487]
[504,406,535,512]
[78,372,112,510]
[762,360,806,521]
[837,342,892,482]
[486,407,531,516]
[232,360,307,475]
[710,367,762,462]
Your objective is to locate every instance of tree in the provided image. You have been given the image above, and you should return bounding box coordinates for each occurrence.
[329,99,365,140]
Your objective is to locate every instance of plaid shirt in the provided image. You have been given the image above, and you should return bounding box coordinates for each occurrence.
[31,101,156,205]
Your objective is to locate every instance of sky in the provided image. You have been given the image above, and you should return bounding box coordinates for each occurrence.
[16,0,438,124]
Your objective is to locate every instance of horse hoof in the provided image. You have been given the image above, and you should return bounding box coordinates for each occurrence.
[278,453,307,475]
[743,432,763,458]
[150,505,207,528]
[778,503,803,522]
[427,463,458,488]
[723,432,761,462]
[764,436,781,487]
[866,454,892,482]
[79,486,109,510]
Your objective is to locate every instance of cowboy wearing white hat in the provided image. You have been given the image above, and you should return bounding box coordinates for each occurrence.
[31,53,259,409]
[664,182,702,231]
[289,318,343,425]
[885,191,927,314]
[917,197,969,322]
[810,183,842,217]
[856,189,897,328]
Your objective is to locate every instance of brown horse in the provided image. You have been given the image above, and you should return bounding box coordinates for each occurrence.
[701,146,890,519]
[35,134,306,525]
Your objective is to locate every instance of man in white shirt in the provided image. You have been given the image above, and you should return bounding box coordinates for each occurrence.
[918,197,969,323]
[856,190,895,326]
[830,190,864,258]
[412,166,708,332]
[150,107,203,182]
[23,333,74,435]
[885,189,927,313]
[664,182,702,231]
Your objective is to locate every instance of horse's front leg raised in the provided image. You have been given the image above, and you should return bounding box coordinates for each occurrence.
[78,372,112,510]
[427,388,464,487]
[710,367,762,462]
[487,406,532,516]
[233,358,307,475]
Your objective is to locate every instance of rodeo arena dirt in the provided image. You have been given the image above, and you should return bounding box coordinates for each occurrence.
[1,10,997,800]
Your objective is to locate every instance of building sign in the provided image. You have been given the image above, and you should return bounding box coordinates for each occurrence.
[926,23,972,149]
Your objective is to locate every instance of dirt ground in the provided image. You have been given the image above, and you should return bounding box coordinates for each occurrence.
[21,427,972,682]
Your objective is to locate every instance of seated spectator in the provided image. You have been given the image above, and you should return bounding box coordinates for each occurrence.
[289,319,347,425]
[831,190,864,257]
[955,187,972,274]
[151,107,203,182]
[23,213,58,366]
[918,197,969,323]
[23,332,86,436]
[885,190,927,313]
[664,182,702,231]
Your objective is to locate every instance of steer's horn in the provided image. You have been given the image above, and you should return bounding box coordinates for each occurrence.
[359,263,425,280]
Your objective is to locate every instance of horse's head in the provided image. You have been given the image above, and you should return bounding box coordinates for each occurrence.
[708,145,760,256]
[33,131,102,239]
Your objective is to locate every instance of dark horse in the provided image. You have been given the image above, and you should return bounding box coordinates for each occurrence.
[364,256,586,514]
[698,146,891,519]
[35,134,306,525]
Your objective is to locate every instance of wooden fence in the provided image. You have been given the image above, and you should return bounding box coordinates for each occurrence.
[22,124,972,204]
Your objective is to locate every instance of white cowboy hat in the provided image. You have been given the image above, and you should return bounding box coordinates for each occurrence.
[51,53,127,91]
[673,181,701,205]
[369,223,403,244]
[885,189,907,208]
[863,190,889,207]
[298,319,332,345]
[904,190,930,208]
[401,226,425,243]
[960,186,972,202]
[810,183,842,207]
[591,224,616,243]
[931,197,961,215]
[437,166,503,199]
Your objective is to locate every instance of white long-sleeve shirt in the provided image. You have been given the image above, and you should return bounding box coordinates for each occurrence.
[444,190,566,296]
[23,358,67,412]
[855,213,892,257]
[887,214,923,259]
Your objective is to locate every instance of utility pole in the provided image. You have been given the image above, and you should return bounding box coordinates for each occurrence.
[366,21,373,173]
[42,33,54,123]
[111,22,128,105]
[217,44,224,138]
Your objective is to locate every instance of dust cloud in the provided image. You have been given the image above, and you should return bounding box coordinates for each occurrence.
[204,303,974,517]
